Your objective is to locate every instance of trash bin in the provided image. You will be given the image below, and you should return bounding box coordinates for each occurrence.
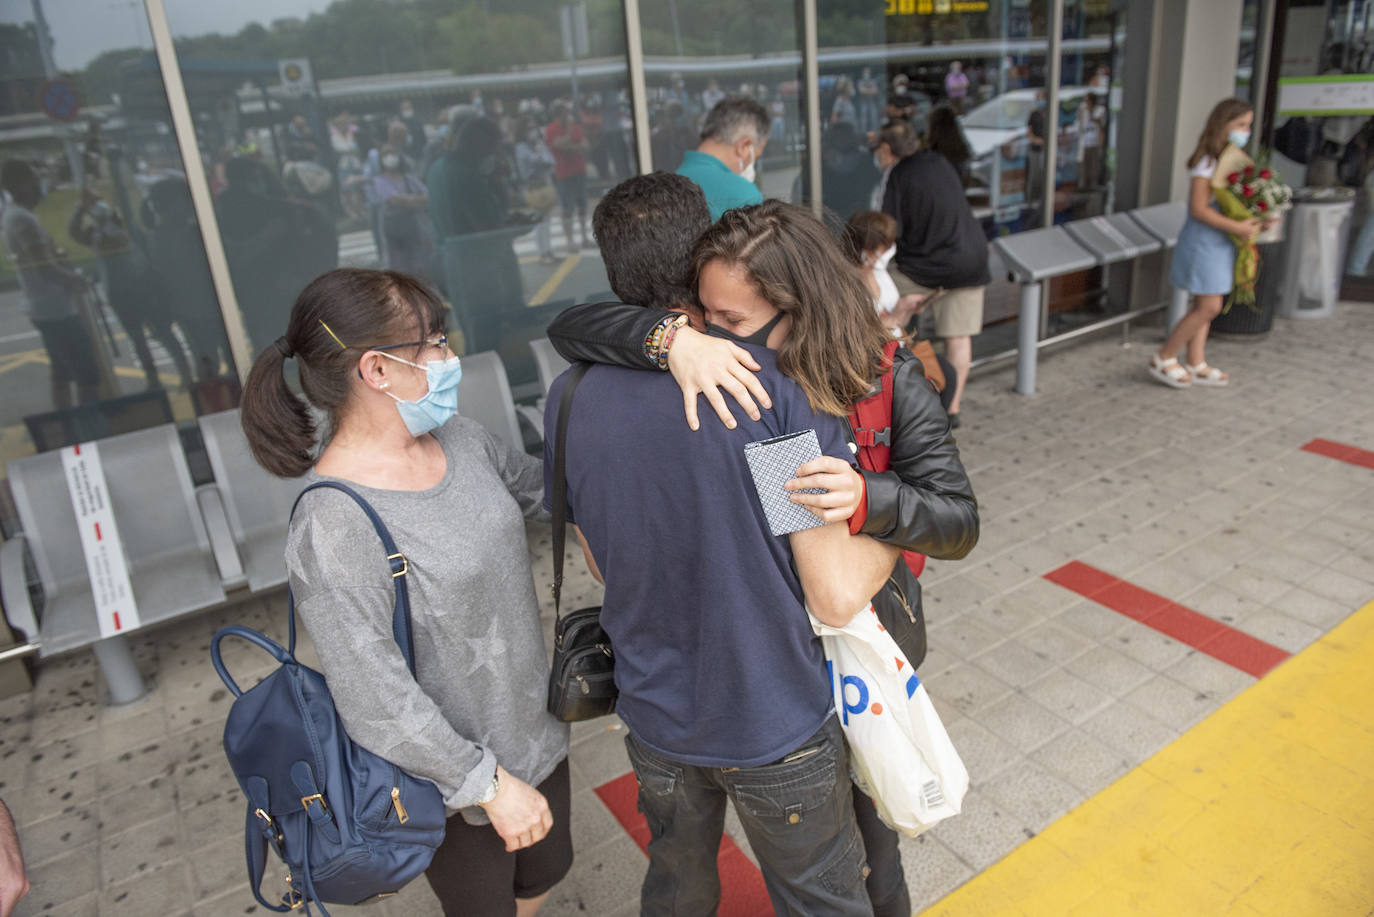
[1275,187,1357,319]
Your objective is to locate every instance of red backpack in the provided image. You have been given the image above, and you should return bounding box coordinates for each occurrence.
[847,339,926,579]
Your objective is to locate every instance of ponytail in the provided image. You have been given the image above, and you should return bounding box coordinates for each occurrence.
[237,268,448,478]
[240,339,318,478]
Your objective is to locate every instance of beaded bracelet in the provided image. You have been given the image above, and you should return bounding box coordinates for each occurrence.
[658,319,686,370]
[642,314,676,365]
[643,313,687,370]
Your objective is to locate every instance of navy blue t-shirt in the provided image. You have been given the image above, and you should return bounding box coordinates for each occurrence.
[542,348,852,767]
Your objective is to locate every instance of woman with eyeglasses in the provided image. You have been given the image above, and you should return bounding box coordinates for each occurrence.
[239,268,571,917]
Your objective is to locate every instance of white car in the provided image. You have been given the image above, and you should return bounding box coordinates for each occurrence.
[959,87,1093,193]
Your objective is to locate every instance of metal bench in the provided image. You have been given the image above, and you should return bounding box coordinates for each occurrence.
[457,350,543,451]
[991,227,1098,395]
[2,424,229,703]
[198,409,305,594]
[529,338,571,397]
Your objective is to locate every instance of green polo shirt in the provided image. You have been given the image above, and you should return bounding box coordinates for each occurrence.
[675,150,764,221]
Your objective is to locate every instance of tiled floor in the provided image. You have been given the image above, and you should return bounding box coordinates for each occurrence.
[3,302,1373,916]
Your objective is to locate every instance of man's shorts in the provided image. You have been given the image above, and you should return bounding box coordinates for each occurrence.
[555,174,587,214]
[887,266,986,338]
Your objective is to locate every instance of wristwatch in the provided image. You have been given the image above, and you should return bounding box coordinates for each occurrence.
[477,769,500,806]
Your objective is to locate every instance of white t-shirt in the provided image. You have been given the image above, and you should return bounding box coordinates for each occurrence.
[1189,155,1216,180]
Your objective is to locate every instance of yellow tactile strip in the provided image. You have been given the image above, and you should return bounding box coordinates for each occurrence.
[921,600,1374,916]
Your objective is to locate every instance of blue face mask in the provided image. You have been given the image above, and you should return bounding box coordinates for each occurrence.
[1228,129,1251,148]
[376,351,463,436]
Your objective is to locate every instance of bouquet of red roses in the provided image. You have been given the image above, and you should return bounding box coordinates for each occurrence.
[1215,160,1292,309]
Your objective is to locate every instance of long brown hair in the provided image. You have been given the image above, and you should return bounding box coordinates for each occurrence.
[1188,98,1252,169]
[692,200,890,417]
[239,268,447,477]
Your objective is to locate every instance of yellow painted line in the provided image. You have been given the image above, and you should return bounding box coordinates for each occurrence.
[528,254,580,306]
[0,351,48,373]
[922,599,1374,917]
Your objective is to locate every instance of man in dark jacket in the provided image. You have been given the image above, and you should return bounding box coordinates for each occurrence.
[877,121,990,428]
[545,177,978,917]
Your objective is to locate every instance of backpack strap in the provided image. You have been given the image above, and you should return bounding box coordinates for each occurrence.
[287,481,416,675]
[848,340,900,473]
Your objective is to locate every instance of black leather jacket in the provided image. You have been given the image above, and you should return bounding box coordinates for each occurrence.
[546,302,980,668]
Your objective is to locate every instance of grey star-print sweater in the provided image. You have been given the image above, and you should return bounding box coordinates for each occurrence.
[286,417,568,824]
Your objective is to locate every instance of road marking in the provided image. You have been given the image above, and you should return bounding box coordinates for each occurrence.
[529,254,581,306]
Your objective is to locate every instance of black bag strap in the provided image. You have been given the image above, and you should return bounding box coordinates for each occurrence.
[552,362,592,621]
[287,481,417,676]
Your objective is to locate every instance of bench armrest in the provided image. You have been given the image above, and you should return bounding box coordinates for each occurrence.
[0,535,39,645]
[195,485,248,590]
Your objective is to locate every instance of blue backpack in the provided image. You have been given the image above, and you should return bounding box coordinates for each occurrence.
[211,482,447,915]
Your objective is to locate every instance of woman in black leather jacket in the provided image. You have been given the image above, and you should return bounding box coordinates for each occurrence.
[548,199,977,917]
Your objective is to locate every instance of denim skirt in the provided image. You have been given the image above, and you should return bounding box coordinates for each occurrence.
[1170,211,1235,296]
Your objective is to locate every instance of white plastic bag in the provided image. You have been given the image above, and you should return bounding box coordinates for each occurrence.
[813,606,968,837]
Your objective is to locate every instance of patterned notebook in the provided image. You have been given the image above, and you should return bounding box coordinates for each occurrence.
[743,429,828,537]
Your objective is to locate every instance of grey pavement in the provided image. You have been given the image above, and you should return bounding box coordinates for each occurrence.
[4,302,1374,916]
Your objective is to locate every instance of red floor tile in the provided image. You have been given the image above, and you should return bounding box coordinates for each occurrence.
[1302,438,1374,470]
[596,772,774,917]
[1045,562,1291,678]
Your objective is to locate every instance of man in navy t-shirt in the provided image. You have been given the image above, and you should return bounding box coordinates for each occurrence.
[542,174,899,916]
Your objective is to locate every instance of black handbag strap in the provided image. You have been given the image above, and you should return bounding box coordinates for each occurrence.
[287,480,417,676]
[552,362,593,621]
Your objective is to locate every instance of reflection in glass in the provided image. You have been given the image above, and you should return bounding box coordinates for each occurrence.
[0,0,233,472]
[639,0,804,210]
[163,0,635,397]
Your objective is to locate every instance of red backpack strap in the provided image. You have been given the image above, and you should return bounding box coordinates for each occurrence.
[848,340,901,473]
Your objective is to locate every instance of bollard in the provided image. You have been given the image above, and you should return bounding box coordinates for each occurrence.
[1016,282,1040,395]
[92,635,147,705]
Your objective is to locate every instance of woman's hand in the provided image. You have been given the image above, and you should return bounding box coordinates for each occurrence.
[480,766,553,852]
[666,326,772,431]
[786,457,865,523]
[1234,217,1262,240]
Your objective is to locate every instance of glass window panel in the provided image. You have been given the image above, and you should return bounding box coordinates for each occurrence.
[817,0,1052,359]
[161,0,637,403]
[638,0,805,206]
[0,0,234,485]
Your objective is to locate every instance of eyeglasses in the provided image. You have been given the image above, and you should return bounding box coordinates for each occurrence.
[369,334,448,353]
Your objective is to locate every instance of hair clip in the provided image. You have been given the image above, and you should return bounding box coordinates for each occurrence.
[319,320,346,350]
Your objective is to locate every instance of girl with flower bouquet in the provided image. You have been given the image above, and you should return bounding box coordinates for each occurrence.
[1149,99,1267,389]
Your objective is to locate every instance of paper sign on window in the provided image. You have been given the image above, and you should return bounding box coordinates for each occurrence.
[61,443,142,638]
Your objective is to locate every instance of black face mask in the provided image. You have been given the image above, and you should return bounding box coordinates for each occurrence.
[705,310,785,348]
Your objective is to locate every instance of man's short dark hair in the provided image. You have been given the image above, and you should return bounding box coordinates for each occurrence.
[876,121,920,159]
[592,172,711,313]
[700,98,770,145]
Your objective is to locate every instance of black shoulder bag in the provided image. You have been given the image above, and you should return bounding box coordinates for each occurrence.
[546,363,619,722]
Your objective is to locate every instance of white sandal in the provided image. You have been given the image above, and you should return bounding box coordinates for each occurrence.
[1184,362,1228,386]
[1147,355,1191,389]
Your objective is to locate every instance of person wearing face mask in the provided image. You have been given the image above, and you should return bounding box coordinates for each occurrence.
[541,176,919,917]
[373,144,434,281]
[1149,99,1264,388]
[239,268,572,917]
[515,117,559,264]
[877,119,989,429]
[675,97,769,221]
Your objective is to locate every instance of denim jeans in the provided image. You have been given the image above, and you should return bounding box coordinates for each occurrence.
[852,785,910,917]
[625,716,872,916]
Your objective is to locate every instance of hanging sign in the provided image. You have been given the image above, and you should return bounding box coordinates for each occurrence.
[61,442,141,638]
[1276,75,1374,116]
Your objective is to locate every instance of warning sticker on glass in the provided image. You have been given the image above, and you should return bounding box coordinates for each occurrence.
[61,443,141,637]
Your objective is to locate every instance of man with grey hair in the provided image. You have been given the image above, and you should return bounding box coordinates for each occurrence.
[675,97,769,220]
